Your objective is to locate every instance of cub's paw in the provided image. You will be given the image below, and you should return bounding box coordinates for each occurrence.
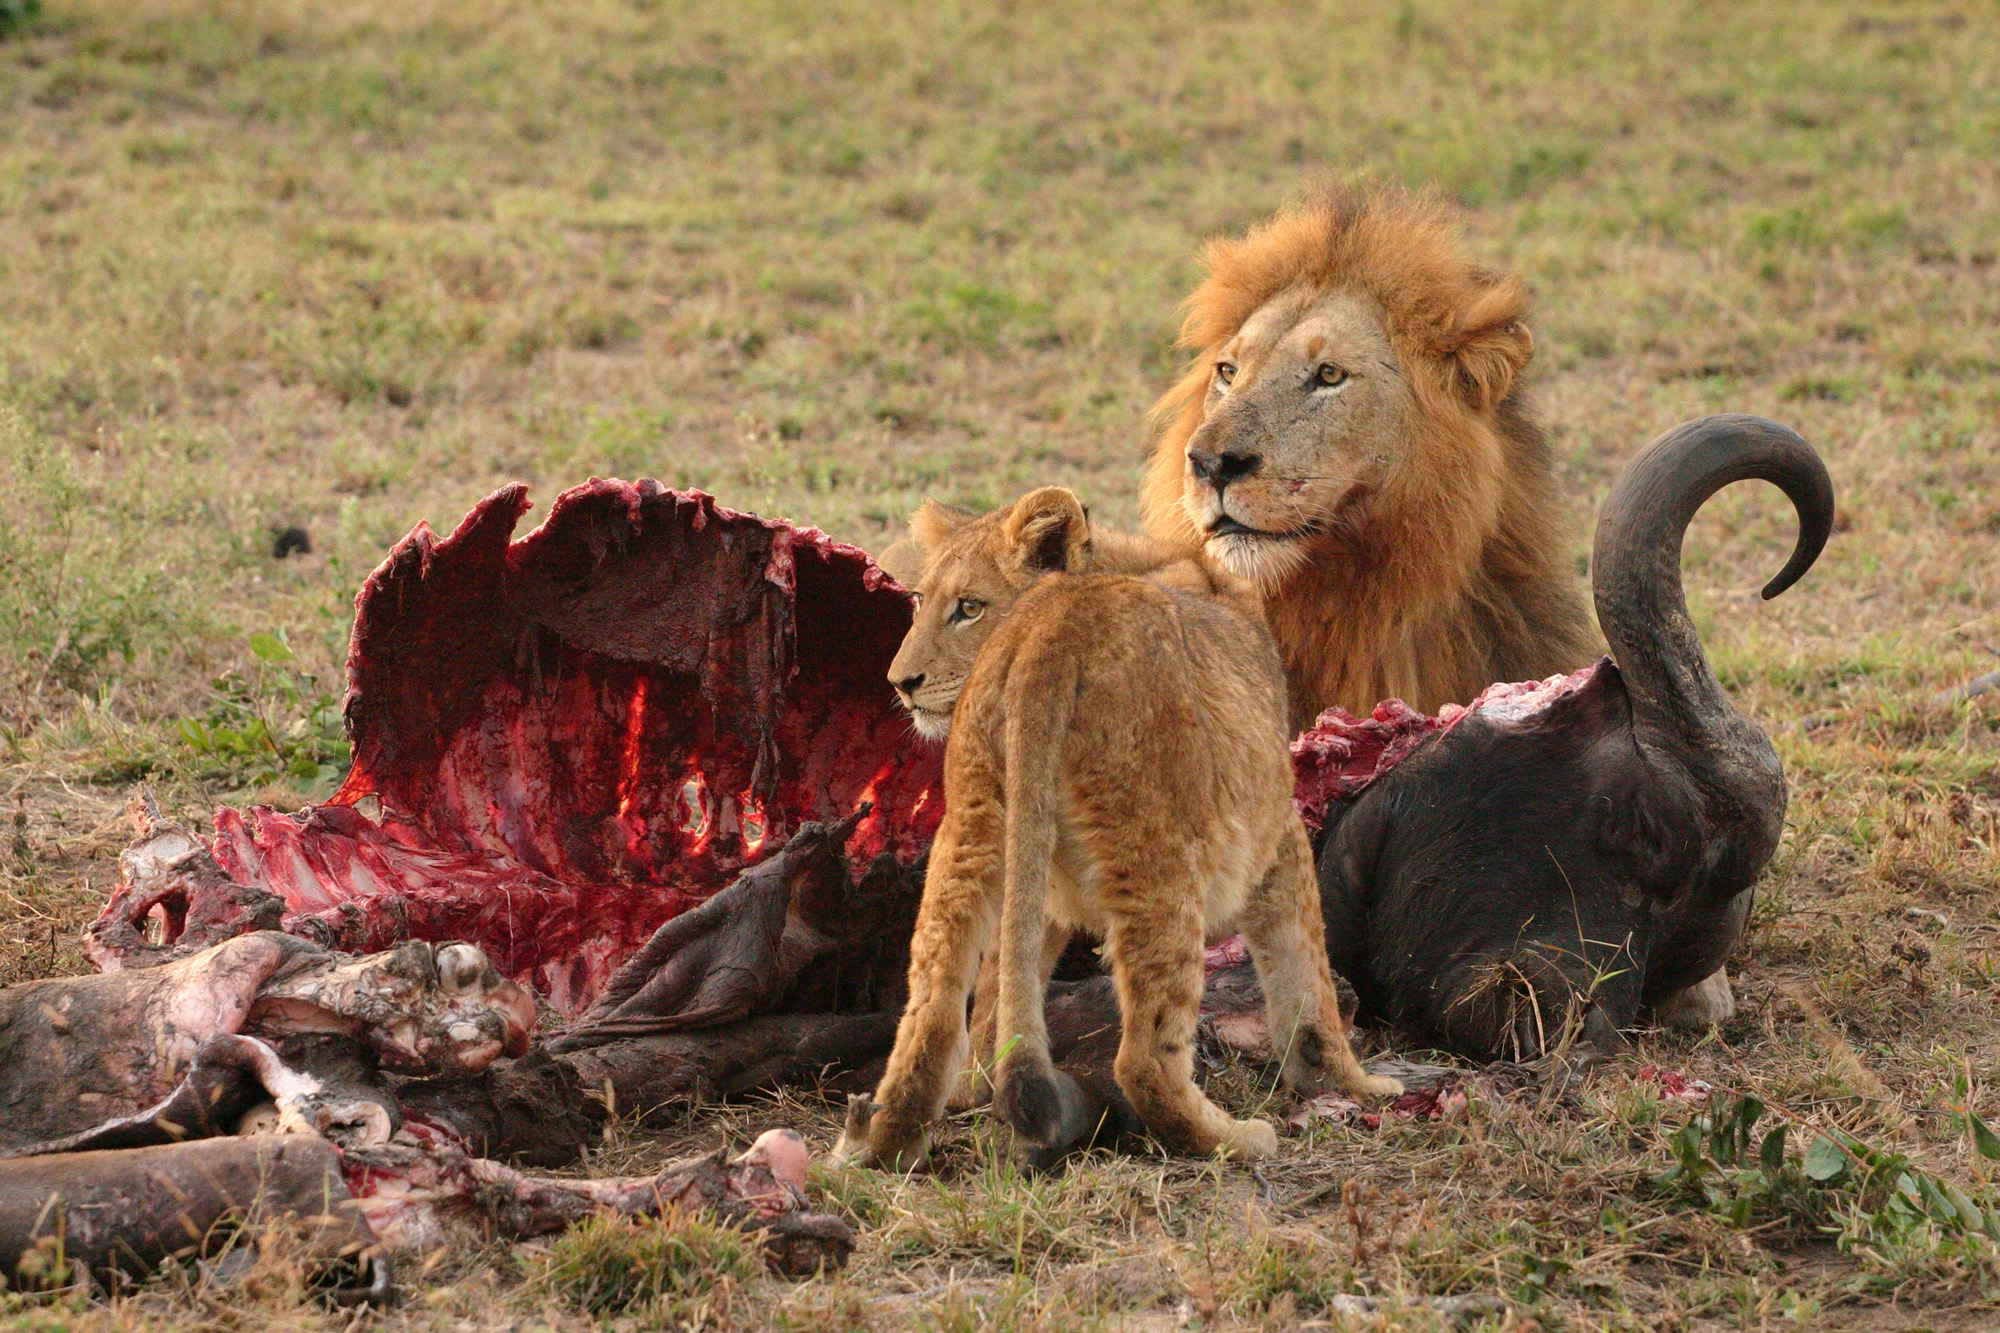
[1221,1117,1279,1161]
[1281,1058,1339,1098]
[833,1132,933,1173]
[830,1094,931,1172]
[1351,1074,1404,1100]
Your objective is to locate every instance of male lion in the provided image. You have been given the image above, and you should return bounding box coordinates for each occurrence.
[834,487,1397,1171]
[1141,181,1597,721]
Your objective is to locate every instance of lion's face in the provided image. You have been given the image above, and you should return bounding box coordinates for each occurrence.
[1177,288,1415,592]
[886,489,1089,740]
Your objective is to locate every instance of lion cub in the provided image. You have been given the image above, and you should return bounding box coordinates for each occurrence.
[835,487,1398,1171]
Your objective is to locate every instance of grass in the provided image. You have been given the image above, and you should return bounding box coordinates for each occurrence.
[526,1209,765,1320]
[0,0,1997,1326]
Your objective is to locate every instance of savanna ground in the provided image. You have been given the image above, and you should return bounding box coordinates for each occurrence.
[1,0,1997,1327]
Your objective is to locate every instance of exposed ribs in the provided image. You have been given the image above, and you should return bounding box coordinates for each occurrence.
[91,482,942,1014]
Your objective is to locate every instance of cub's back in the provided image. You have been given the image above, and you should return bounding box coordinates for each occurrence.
[965,569,1294,789]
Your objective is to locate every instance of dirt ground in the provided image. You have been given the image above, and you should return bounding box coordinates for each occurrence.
[1,0,1998,1328]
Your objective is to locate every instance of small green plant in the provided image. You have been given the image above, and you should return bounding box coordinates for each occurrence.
[528,1210,760,1318]
[1655,1092,1812,1228]
[1813,1116,2000,1256]
[1657,1091,2000,1258]
[175,633,350,793]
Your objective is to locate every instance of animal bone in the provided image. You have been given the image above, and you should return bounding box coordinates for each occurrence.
[86,789,286,971]
[0,931,531,1153]
[248,937,535,1076]
[0,1102,852,1291]
[342,1124,853,1275]
[0,930,857,1279]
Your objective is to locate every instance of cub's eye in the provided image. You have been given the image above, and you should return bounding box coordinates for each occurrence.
[1215,362,1236,386]
[1315,363,1348,388]
[952,598,986,624]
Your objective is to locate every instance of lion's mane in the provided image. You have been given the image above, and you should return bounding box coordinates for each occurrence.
[1140,182,1597,718]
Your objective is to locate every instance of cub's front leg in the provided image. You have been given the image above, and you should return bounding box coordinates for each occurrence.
[1242,827,1402,1101]
[832,808,1001,1172]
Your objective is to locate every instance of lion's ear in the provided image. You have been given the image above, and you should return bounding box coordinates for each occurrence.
[908,499,975,554]
[1450,284,1534,412]
[1001,486,1090,577]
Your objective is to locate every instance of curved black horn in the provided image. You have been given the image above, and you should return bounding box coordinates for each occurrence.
[1593,413,1834,742]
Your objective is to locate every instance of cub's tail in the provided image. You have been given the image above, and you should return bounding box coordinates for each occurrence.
[988,637,1103,1166]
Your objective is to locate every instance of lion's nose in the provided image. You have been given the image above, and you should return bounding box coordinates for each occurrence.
[894,673,925,697]
[1188,449,1261,490]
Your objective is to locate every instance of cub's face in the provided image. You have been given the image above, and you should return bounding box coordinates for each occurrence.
[884,488,1090,740]
[1179,288,1415,591]
[890,546,1016,740]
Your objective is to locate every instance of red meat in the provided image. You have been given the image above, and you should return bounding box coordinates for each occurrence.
[93,481,942,1014]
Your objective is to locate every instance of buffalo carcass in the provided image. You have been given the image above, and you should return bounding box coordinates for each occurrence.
[1313,415,1833,1061]
[26,483,928,1284]
[71,418,1825,1157]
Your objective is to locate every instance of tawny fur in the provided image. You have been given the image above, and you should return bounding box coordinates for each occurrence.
[835,488,1397,1171]
[1140,181,1598,720]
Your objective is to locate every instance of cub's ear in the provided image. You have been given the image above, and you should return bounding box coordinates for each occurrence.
[874,536,927,587]
[907,498,975,554]
[1001,486,1090,577]
[1450,282,1534,413]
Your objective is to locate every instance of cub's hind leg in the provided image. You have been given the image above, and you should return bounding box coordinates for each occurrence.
[834,804,1003,1171]
[1104,903,1276,1160]
[1240,823,1402,1101]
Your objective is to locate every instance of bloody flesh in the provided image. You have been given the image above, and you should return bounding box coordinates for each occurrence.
[1288,664,1602,833]
[95,482,943,1013]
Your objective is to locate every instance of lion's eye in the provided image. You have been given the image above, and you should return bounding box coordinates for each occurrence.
[1315,363,1348,388]
[1215,362,1236,387]
[953,598,985,624]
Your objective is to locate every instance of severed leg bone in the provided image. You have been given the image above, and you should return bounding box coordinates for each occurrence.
[1,1032,396,1158]
[0,1135,386,1298]
[344,1126,854,1275]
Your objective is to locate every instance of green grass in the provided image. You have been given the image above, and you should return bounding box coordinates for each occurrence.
[2,0,1999,1327]
[526,1209,763,1320]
